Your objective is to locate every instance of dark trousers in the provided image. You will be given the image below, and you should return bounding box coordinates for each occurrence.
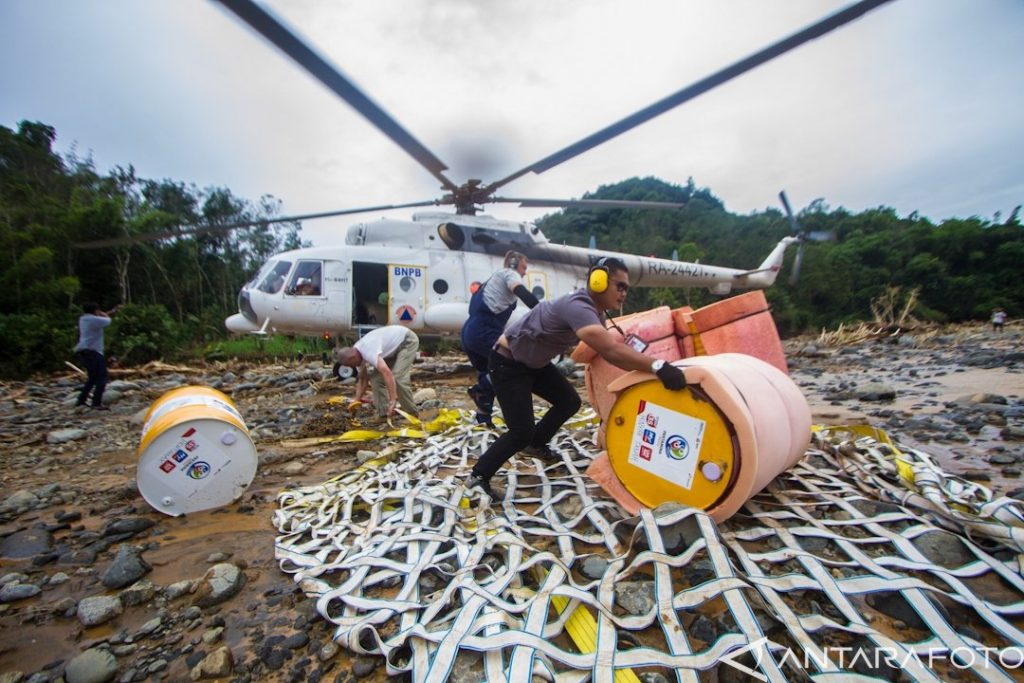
[472,350,581,480]
[76,350,108,407]
[465,346,494,414]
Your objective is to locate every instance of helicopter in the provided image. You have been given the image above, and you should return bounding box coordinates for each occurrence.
[79,0,890,340]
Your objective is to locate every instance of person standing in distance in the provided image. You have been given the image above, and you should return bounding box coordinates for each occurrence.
[334,325,420,418]
[467,257,687,499]
[461,251,539,427]
[992,307,1007,333]
[74,302,118,410]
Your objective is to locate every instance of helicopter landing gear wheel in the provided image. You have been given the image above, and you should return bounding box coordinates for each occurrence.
[333,362,355,381]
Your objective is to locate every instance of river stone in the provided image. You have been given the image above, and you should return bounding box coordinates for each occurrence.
[119,579,155,607]
[0,528,53,559]
[0,583,41,602]
[412,388,436,403]
[101,545,152,589]
[189,646,234,680]
[614,580,656,616]
[77,594,124,627]
[580,556,608,580]
[65,647,118,683]
[2,490,39,511]
[192,563,244,607]
[101,518,155,537]
[855,382,896,401]
[911,530,976,567]
[47,428,89,444]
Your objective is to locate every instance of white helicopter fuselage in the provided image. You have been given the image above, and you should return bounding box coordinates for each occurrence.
[225,212,796,338]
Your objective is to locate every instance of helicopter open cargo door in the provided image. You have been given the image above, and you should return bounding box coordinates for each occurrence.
[388,263,427,329]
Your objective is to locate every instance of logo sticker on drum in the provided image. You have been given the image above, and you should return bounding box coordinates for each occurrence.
[187,461,212,479]
[160,460,176,473]
[665,435,690,460]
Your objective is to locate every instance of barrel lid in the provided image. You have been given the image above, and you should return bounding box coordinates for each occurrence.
[137,417,257,516]
[605,380,738,510]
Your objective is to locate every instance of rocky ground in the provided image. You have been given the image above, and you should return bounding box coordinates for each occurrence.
[0,323,1021,683]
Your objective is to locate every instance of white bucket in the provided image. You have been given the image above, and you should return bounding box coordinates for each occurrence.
[136,386,258,516]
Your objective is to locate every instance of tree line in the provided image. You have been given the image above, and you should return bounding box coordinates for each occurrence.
[537,177,1023,335]
[1,120,1021,378]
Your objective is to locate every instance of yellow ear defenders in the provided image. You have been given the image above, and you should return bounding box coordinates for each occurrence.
[588,257,610,293]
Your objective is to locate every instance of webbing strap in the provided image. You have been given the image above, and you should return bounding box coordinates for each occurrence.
[273,415,1024,681]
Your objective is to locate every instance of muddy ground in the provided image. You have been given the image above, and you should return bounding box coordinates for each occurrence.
[0,324,1022,682]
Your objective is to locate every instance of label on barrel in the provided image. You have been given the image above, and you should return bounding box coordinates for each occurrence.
[627,400,705,490]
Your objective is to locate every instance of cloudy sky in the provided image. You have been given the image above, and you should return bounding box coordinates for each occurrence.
[2,0,1022,248]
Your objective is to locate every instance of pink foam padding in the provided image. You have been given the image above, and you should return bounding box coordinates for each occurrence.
[606,361,761,523]
[587,451,644,515]
[688,291,788,373]
[570,306,674,363]
[717,353,811,465]
[670,306,696,338]
[686,355,792,497]
[696,312,789,374]
[692,291,769,330]
[584,364,618,424]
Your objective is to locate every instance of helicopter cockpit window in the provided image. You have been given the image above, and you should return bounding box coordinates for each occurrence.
[287,261,323,296]
[257,261,291,294]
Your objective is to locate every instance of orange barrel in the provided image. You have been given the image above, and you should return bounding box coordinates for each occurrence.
[136,386,258,516]
[601,353,810,522]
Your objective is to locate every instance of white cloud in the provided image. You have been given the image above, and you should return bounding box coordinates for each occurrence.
[2,0,1022,247]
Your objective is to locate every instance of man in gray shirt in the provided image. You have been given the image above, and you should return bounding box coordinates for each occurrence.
[467,257,686,499]
[74,302,116,410]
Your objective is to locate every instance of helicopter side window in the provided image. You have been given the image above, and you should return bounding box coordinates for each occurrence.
[287,260,323,296]
[257,261,292,294]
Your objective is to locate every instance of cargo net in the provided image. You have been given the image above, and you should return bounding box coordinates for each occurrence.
[273,416,1024,682]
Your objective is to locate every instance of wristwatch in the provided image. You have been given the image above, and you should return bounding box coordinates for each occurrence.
[650,359,666,373]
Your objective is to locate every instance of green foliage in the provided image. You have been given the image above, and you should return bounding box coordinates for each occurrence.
[108,304,182,365]
[538,177,1023,331]
[194,334,332,362]
[0,310,78,378]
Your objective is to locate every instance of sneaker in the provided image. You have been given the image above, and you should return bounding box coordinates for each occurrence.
[522,444,559,461]
[466,474,503,500]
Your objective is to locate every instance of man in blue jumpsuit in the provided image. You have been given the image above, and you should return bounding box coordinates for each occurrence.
[460,251,539,427]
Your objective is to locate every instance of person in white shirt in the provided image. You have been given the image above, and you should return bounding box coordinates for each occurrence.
[334,325,419,417]
[74,302,118,410]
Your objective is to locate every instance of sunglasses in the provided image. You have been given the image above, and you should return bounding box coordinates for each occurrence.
[612,281,630,294]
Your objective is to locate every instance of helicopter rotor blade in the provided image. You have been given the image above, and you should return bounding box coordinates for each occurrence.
[213,0,458,193]
[484,0,895,194]
[778,190,802,234]
[74,200,443,250]
[495,197,686,210]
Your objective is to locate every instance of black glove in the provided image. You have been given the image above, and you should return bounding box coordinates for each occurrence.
[656,362,687,391]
